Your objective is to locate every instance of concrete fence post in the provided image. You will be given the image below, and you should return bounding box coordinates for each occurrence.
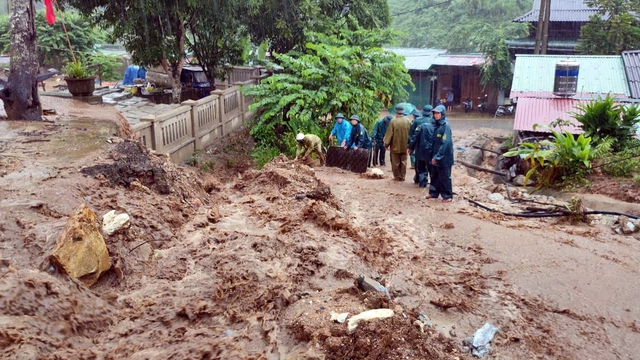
[181,99,198,149]
[140,114,159,151]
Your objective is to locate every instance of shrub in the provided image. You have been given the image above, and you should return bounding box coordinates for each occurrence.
[504,125,612,189]
[572,95,640,151]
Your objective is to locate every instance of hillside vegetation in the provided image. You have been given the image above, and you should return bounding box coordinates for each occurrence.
[388,0,533,52]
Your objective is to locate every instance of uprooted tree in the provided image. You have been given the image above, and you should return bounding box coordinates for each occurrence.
[0,0,42,121]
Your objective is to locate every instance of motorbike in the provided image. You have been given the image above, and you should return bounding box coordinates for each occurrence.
[463,97,473,113]
[495,104,515,117]
[478,94,488,113]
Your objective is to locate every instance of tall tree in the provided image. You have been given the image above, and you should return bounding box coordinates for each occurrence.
[0,0,42,120]
[243,0,390,55]
[0,9,108,69]
[67,0,193,103]
[187,0,247,85]
[577,0,640,54]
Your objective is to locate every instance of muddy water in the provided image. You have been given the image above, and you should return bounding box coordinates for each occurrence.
[1,117,640,359]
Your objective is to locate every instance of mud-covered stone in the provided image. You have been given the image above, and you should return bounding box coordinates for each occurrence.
[49,204,111,286]
[102,210,130,235]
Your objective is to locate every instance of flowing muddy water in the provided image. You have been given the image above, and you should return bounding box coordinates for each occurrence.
[0,115,639,359]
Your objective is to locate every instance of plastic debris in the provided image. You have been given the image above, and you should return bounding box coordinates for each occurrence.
[466,323,499,358]
[347,309,394,334]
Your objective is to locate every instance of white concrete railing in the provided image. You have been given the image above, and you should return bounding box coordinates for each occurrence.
[132,73,265,163]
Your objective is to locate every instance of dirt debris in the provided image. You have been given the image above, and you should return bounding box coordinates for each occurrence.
[2,118,640,359]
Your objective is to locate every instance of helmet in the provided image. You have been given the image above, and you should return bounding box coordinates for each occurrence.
[394,105,404,114]
[296,133,305,141]
[411,109,421,118]
[349,115,360,122]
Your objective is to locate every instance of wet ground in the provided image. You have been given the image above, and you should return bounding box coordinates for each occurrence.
[1,106,639,359]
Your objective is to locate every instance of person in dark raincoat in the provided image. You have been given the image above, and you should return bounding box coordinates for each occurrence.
[425,105,454,202]
[345,115,372,150]
[408,109,422,170]
[408,108,435,188]
[371,115,392,166]
[408,105,433,183]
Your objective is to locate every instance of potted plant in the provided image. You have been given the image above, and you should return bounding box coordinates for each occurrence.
[64,60,95,96]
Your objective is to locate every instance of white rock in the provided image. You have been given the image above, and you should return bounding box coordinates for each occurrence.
[626,221,636,233]
[488,193,504,202]
[330,312,349,324]
[370,168,384,176]
[102,210,131,235]
[347,309,394,334]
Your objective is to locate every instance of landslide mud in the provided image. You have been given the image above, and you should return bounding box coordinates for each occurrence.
[1,118,640,359]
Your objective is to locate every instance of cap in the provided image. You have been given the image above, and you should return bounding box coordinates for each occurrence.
[432,104,446,114]
[411,109,421,117]
[296,133,305,141]
[335,113,345,119]
[349,115,360,122]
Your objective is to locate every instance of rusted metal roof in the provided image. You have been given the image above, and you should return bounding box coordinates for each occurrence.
[622,50,640,99]
[513,97,584,133]
[514,0,599,23]
[511,55,630,98]
[431,55,485,67]
[514,97,638,133]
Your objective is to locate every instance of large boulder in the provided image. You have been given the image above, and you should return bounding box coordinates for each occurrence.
[49,204,111,286]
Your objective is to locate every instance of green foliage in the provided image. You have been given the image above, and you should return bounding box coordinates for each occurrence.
[504,125,606,189]
[499,133,514,151]
[602,155,640,177]
[252,145,282,169]
[63,60,93,79]
[0,10,108,68]
[479,26,517,90]
[243,0,390,54]
[600,138,640,177]
[388,0,531,53]
[88,53,124,81]
[187,0,248,84]
[578,0,640,54]
[242,26,412,155]
[571,95,640,151]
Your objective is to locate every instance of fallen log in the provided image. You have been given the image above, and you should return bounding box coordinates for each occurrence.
[458,160,507,176]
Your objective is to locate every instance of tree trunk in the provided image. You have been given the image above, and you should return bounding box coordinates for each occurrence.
[170,64,182,104]
[533,0,546,54]
[0,0,42,120]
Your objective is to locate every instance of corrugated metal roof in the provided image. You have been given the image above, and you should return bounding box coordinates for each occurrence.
[385,48,448,71]
[621,50,640,99]
[514,0,599,22]
[431,55,486,67]
[511,55,630,98]
[513,97,584,133]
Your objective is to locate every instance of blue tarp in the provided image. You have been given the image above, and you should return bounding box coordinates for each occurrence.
[122,65,146,85]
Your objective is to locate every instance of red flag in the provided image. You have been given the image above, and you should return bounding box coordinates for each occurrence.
[44,0,56,25]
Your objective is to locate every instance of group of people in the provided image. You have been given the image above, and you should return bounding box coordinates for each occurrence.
[294,103,454,202]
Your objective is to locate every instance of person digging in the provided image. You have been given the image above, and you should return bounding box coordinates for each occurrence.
[294,133,325,166]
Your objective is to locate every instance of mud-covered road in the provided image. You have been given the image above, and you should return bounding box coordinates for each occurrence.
[1,110,639,359]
